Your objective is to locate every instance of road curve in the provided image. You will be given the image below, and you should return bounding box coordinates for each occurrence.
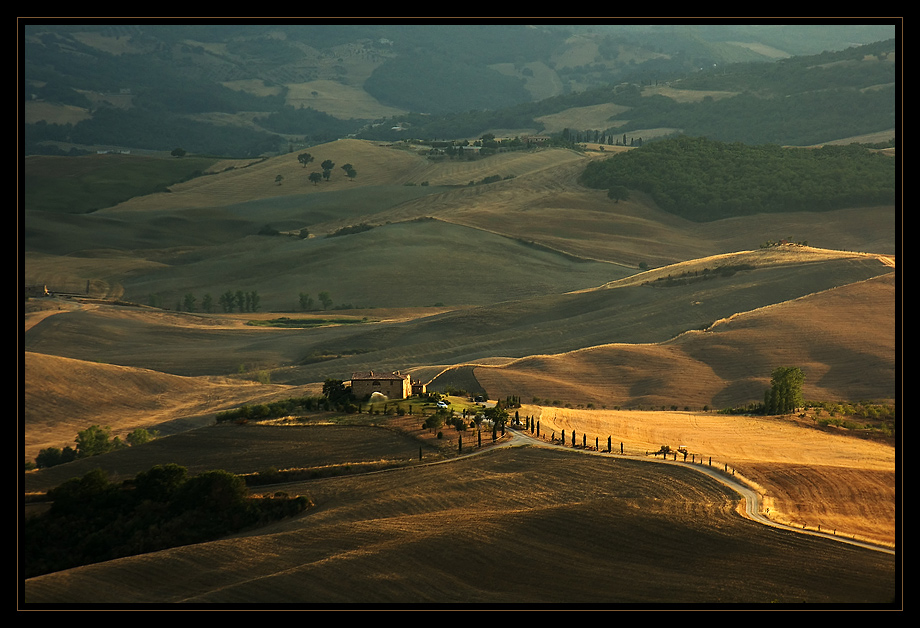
[503,427,894,556]
[267,423,893,556]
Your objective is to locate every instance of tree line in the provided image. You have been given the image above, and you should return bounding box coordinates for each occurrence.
[216,395,337,423]
[149,290,263,313]
[147,289,348,314]
[645,263,757,288]
[215,379,363,422]
[29,425,159,470]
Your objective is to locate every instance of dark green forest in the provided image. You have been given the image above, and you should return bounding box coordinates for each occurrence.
[579,136,896,221]
[362,52,533,115]
[24,465,311,578]
[253,106,360,143]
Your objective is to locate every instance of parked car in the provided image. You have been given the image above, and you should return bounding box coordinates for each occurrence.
[436,401,450,409]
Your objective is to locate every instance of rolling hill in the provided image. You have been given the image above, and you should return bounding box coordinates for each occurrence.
[22,444,896,605]
[473,269,896,410]
[21,27,899,603]
[23,139,896,303]
[23,150,897,520]
[23,137,896,450]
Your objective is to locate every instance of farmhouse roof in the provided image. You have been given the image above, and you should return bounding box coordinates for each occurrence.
[351,370,408,381]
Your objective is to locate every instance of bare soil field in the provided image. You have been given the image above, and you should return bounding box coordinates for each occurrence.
[740,463,895,546]
[23,249,893,403]
[388,156,895,268]
[22,100,92,126]
[23,445,896,605]
[24,140,895,317]
[93,140,587,221]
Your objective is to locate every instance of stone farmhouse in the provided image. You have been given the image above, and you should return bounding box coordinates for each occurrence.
[350,370,426,400]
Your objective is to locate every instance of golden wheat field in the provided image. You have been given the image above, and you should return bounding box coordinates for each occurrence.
[522,406,894,547]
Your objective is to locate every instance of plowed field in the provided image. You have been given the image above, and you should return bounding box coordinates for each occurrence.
[24,446,896,605]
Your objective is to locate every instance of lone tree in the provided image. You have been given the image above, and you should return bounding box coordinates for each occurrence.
[764,366,805,415]
[321,159,335,181]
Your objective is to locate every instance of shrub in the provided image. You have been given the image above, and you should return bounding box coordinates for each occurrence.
[75,425,125,458]
[134,463,188,502]
[35,446,77,469]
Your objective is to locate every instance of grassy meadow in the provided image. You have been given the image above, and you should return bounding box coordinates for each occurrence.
[24,153,222,215]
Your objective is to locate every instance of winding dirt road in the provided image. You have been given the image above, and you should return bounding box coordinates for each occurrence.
[500,426,894,556]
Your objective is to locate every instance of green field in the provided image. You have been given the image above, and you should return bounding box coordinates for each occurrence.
[246,317,373,328]
[23,154,221,214]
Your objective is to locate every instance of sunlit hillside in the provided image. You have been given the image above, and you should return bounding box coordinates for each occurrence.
[475,267,895,410]
[23,348,319,462]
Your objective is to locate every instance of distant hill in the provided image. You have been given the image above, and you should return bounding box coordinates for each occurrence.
[24,138,896,308]
[21,22,898,156]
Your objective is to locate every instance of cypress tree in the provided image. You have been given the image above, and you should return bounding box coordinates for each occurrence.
[765,366,805,414]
